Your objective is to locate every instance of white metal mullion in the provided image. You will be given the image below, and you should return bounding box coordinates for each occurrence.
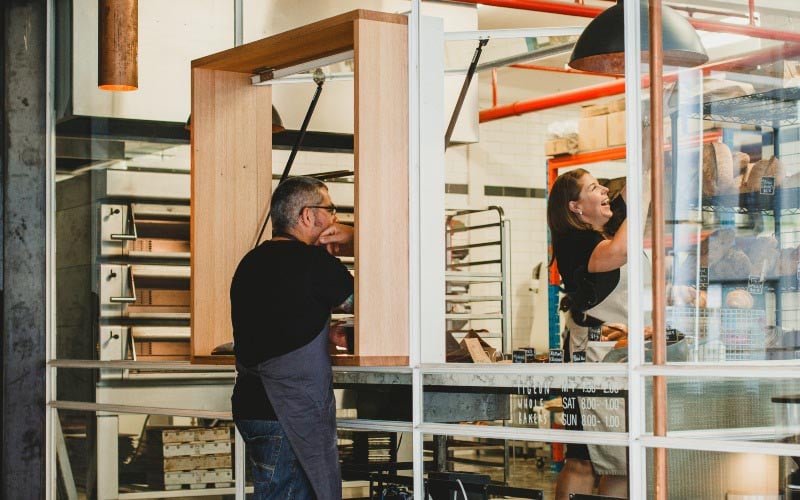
[337,419,413,433]
[50,400,232,420]
[46,0,57,496]
[49,359,235,371]
[638,362,800,378]
[409,1,424,497]
[624,0,646,497]
[641,435,800,456]
[234,426,246,500]
[444,27,583,41]
[420,361,628,376]
[419,422,629,446]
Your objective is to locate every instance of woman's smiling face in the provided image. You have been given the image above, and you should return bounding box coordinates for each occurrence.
[572,173,612,229]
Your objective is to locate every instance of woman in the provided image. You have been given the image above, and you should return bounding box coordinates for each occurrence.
[547,167,629,500]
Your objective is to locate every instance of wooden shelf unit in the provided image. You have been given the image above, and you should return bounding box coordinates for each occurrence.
[190,10,409,366]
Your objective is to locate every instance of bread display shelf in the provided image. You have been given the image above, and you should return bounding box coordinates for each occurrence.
[692,86,800,128]
[699,186,800,215]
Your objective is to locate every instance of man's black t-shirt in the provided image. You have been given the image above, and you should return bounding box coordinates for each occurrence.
[230,240,353,420]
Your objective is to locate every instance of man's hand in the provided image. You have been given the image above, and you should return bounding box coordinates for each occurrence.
[317,223,354,255]
[329,323,349,349]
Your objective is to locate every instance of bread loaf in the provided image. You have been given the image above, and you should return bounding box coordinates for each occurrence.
[744,155,784,193]
[778,246,800,277]
[702,142,735,196]
[733,152,750,176]
[701,228,736,267]
[711,248,752,280]
[669,284,706,307]
[725,289,754,309]
[737,236,779,278]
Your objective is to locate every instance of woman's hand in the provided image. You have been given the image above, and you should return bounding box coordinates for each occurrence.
[601,323,628,341]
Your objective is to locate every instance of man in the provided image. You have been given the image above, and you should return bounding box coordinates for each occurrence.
[231,176,354,500]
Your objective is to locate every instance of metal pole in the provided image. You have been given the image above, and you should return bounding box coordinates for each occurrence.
[649,0,668,498]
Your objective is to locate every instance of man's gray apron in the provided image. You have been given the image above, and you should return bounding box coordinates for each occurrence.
[565,264,629,476]
[238,322,341,500]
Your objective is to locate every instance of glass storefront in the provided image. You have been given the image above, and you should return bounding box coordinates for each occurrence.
[40,0,800,497]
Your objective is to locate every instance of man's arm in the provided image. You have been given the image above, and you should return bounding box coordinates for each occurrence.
[333,294,354,314]
[317,223,354,255]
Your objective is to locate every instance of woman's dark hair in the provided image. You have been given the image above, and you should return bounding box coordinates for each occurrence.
[546,168,594,237]
[271,176,327,235]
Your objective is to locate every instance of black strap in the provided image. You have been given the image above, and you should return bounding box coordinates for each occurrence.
[445,38,489,149]
[254,74,326,248]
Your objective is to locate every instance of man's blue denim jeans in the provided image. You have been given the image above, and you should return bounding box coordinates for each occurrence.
[236,419,315,499]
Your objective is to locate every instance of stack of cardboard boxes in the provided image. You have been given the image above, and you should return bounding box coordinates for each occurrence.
[544,97,626,156]
[578,98,627,152]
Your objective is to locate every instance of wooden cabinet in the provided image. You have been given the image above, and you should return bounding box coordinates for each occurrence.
[190,10,409,366]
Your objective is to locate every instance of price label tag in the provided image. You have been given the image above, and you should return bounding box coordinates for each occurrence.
[761,176,776,195]
[698,267,709,291]
[572,350,586,363]
[666,327,678,342]
[549,349,564,363]
[747,275,764,295]
[512,350,527,363]
[521,347,536,362]
[588,326,602,341]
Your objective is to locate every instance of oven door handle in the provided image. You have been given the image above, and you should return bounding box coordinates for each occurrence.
[109,296,136,303]
[110,233,137,241]
[109,265,137,303]
[110,204,138,241]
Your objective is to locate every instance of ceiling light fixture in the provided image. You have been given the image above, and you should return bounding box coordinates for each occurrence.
[568,0,708,75]
[98,0,138,91]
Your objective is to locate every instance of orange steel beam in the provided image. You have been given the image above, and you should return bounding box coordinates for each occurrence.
[481,42,800,122]
[452,0,800,43]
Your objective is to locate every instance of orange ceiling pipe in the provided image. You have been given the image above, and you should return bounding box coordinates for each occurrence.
[452,0,800,43]
[511,63,622,78]
[481,42,800,122]
[451,0,604,18]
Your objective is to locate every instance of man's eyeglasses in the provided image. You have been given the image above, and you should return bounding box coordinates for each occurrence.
[302,204,337,215]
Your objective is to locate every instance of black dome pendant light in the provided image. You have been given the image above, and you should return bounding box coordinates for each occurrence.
[568,0,708,75]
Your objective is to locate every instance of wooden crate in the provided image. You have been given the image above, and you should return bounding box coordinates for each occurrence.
[135,426,234,490]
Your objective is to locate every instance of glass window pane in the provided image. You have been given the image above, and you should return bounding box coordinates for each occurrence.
[645,376,800,440]
[646,448,796,499]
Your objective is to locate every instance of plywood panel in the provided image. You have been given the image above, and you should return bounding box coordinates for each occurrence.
[191,68,271,361]
[192,10,409,366]
[192,10,405,74]
[353,18,409,363]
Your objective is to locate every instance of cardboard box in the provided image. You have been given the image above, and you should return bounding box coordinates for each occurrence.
[580,103,610,117]
[545,137,570,156]
[607,110,626,146]
[578,115,608,152]
[608,97,626,113]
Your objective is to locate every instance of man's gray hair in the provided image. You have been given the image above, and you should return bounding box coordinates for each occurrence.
[271,176,327,235]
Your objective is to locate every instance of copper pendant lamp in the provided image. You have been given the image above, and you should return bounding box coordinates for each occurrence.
[98,0,138,91]
[568,0,708,74]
